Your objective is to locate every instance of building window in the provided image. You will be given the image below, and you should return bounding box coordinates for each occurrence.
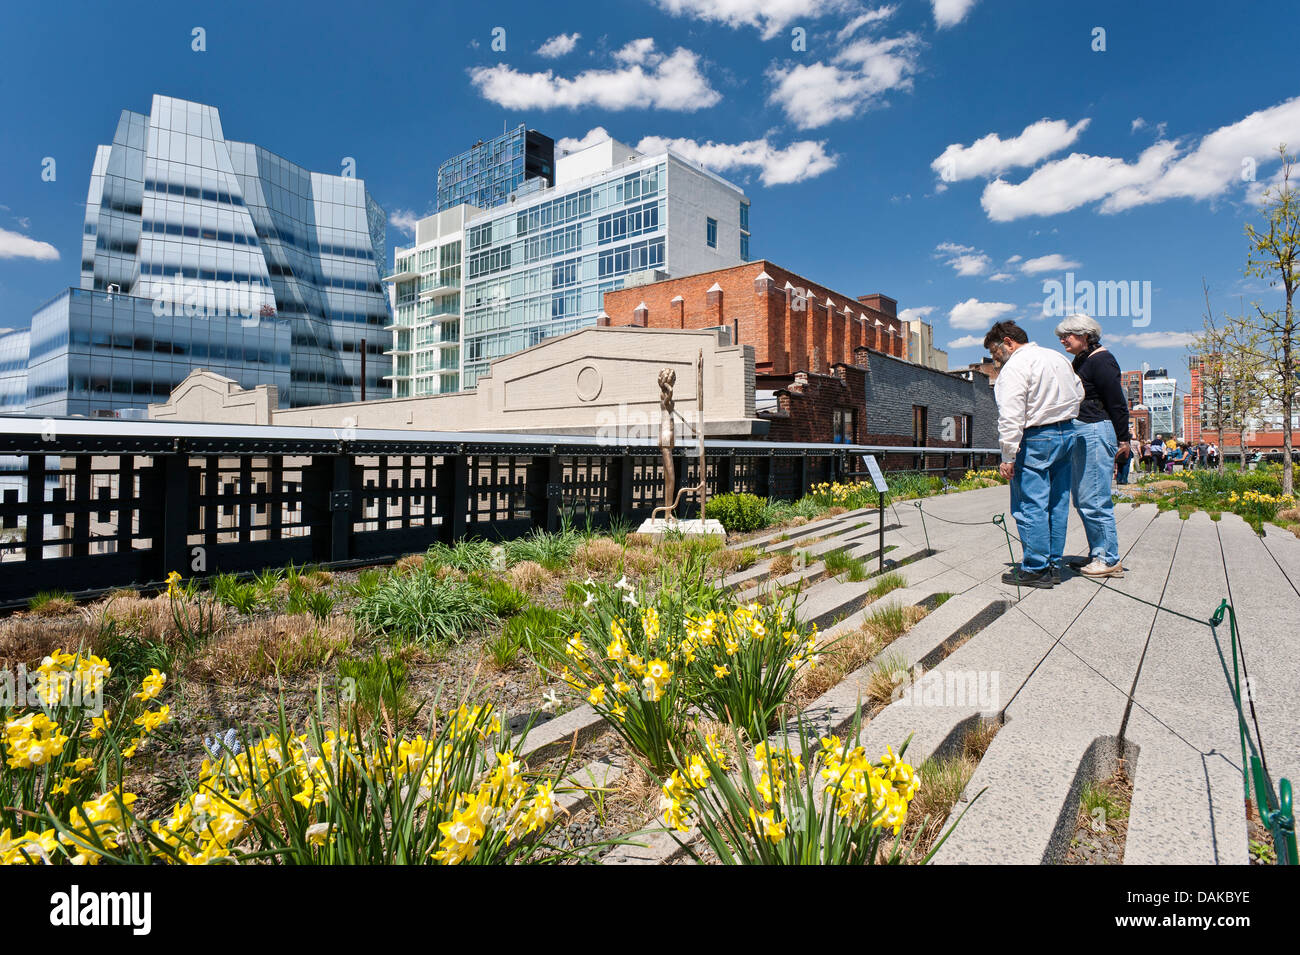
[706,217,717,249]
[740,233,750,261]
[833,408,854,444]
[739,202,749,232]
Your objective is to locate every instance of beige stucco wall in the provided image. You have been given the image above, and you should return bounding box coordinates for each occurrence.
[150,326,763,437]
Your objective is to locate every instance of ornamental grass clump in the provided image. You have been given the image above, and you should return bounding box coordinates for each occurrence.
[663,717,978,865]
[351,566,493,646]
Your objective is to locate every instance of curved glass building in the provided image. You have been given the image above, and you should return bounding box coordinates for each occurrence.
[24,94,391,416]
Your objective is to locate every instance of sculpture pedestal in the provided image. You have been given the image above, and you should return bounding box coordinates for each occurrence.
[635,518,727,542]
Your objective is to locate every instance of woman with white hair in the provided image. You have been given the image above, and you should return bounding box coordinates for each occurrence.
[1056,314,1129,578]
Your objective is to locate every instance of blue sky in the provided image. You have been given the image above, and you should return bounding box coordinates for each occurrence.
[2,0,1297,392]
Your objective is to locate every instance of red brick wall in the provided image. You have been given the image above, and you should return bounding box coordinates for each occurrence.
[602,260,907,375]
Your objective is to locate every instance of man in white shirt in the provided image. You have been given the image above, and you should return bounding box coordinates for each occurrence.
[984,321,1084,588]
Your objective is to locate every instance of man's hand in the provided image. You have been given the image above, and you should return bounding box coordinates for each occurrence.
[999,461,1015,481]
[1116,444,1131,464]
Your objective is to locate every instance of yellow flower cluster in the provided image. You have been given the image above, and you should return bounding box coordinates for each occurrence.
[1,789,136,865]
[963,469,1005,483]
[659,752,714,833]
[3,712,69,769]
[165,570,184,598]
[565,606,676,720]
[819,739,919,835]
[434,753,557,865]
[33,650,110,706]
[1228,490,1296,507]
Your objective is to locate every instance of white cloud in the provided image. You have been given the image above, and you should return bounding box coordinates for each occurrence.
[651,0,854,40]
[988,271,1015,282]
[935,241,991,276]
[899,305,935,323]
[1131,117,1146,133]
[932,0,978,29]
[469,40,720,111]
[949,297,1016,330]
[931,118,1091,182]
[978,96,1300,221]
[947,334,984,349]
[388,209,421,237]
[557,127,613,154]
[767,31,921,129]
[635,133,838,185]
[1110,331,1200,349]
[537,33,581,58]
[837,5,898,42]
[1019,253,1081,275]
[0,227,59,261]
[560,127,838,185]
[981,142,1178,221]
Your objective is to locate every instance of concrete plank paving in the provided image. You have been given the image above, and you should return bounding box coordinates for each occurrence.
[1124,511,1248,865]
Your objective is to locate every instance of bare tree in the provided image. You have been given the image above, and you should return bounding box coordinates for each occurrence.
[1223,310,1267,467]
[1242,145,1300,493]
[1194,281,1232,472]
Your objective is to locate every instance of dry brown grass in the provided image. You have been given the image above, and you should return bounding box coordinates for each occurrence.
[789,627,884,710]
[824,506,847,518]
[394,554,425,575]
[1276,507,1300,522]
[768,553,794,577]
[707,548,741,575]
[576,537,625,575]
[963,719,1000,760]
[787,516,809,528]
[306,569,334,587]
[191,614,354,682]
[0,617,98,669]
[901,753,978,862]
[606,761,660,822]
[94,594,228,650]
[106,588,140,601]
[29,595,76,617]
[625,533,654,549]
[510,560,549,594]
[1289,524,1300,539]
[622,548,660,576]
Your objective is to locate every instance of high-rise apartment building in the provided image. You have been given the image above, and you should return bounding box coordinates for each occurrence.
[388,133,750,394]
[436,125,555,214]
[1144,368,1179,438]
[20,95,391,417]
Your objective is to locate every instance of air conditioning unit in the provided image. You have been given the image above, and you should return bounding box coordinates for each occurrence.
[623,269,669,288]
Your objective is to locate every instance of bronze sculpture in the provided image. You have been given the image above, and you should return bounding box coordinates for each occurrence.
[651,350,707,523]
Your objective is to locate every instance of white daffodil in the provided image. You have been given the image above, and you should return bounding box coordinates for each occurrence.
[582,590,595,609]
[540,690,561,714]
[614,575,630,591]
[622,591,639,607]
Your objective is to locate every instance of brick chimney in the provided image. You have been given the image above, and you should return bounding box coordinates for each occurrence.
[632,301,648,327]
[670,294,685,328]
[706,282,724,327]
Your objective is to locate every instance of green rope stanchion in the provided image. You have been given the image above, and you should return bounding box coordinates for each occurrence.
[1210,598,1297,865]
[992,513,1020,599]
[910,500,931,553]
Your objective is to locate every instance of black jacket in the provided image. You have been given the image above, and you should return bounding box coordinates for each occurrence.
[1072,345,1130,442]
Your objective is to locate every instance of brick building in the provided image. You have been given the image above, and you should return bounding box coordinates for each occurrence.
[600,260,907,384]
[756,346,998,470]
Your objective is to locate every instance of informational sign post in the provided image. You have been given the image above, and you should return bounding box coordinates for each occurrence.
[862,455,888,572]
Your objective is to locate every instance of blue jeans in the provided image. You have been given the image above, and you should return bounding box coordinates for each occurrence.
[1010,421,1074,573]
[1071,419,1120,565]
[1116,453,1131,484]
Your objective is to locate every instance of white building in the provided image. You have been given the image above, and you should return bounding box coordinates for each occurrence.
[386,134,750,395]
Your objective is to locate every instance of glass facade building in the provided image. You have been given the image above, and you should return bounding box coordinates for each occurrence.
[24,287,290,417]
[390,134,749,394]
[7,94,393,416]
[436,125,555,214]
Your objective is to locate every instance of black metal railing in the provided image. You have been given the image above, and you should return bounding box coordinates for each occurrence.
[0,416,999,606]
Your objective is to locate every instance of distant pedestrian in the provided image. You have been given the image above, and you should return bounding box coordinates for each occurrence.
[986,320,1083,589]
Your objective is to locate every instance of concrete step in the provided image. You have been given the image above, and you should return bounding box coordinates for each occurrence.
[730,507,875,551]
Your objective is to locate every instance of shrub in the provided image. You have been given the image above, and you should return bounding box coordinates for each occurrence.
[352,570,493,646]
[707,493,769,533]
